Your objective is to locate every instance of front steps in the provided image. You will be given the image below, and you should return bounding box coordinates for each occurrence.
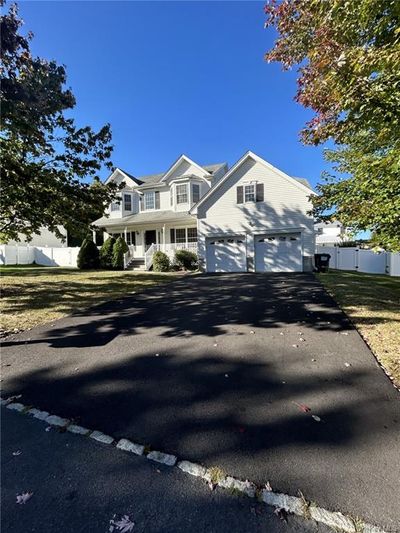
[125,258,146,271]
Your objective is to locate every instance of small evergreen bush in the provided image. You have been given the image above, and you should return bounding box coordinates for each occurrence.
[112,236,129,270]
[77,237,100,269]
[99,236,116,269]
[174,249,198,271]
[153,251,170,272]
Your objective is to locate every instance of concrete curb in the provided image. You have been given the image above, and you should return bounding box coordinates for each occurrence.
[1,397,387,533]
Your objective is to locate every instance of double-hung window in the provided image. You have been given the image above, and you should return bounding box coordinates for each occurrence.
[176,184,188,204]
[192,184,200,204]
[124,194,132,211]
[144,191,155,210]
[175,228,186,243]
[187,227,197,242]
[244,184,256,203]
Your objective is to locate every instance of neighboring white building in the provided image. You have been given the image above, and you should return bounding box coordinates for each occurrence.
[314,221,349,247]
[94,151,315,272]
[5,226,68,248]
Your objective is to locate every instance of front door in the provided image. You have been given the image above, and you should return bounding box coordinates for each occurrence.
[145,230,157,251]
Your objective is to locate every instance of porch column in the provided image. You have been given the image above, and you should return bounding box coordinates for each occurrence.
[124,227,127,243]
[163,224,166,252]
[92,229,97,244]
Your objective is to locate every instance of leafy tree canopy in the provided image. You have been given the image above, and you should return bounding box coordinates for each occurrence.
[0,2,121,243]
[264,0,400,251]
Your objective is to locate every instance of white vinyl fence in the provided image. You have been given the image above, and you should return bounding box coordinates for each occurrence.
[316,246,400,277]
[0,245,79,267]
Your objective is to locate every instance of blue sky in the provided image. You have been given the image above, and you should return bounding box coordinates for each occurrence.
[19,1,327,187]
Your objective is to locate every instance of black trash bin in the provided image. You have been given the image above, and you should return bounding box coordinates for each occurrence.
[314,253,331,273]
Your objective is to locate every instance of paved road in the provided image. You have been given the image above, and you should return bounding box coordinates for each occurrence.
[1,273,399,531]
[2,408,330,533]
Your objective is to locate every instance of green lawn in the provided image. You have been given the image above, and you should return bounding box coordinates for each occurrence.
[0,266,179,335]
[317,269,400,387]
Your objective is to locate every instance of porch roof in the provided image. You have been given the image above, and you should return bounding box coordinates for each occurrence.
[94,210,195,228]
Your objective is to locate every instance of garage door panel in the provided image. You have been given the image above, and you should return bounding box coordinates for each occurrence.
[255,233,302,273]
[206,237,246,273]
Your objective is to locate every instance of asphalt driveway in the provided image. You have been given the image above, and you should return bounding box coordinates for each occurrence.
[1,273,399,530]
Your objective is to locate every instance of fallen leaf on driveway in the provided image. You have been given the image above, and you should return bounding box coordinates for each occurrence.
[109,515,135,533]
[12,450,22,456]
[312,415,321,422]
[344,362,351,367]
[16,492,33,504]
[293,402,311,413]
[45,426,51,432]
[274,507,288,522]
[265,481,273,491]
[250,330,255,334]
[292,344,298,348]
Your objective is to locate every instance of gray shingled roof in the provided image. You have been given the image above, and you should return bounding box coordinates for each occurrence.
[94,210,195,228]
[137,163,227,185]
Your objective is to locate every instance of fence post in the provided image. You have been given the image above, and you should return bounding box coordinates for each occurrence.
[355,248,359,270]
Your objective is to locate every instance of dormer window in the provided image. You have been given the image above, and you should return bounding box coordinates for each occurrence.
[176,184,188,204]
[124,193,132,211]
[192,183,200,204]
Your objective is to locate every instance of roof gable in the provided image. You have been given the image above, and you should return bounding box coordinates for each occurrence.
[190,151,314,214]
[105,168,142,187]
[161,155,211,182]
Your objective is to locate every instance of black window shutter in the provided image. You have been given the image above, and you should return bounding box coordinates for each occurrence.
[155,191,160,209]
[256,183,264,202]
[237,186,243,204]
[170,228,175,243]
[140,195,144,211]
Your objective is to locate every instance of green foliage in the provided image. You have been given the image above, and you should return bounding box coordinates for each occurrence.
[174,249,198,271]
[77,237,100,270]
[99,236,116,269]
[0,4,121,244]
[264,0,400,251]
[111,236,128,270]
[153,251,170,272]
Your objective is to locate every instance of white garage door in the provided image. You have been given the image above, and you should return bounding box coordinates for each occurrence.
[255,233,302,272]
[206,236,247,273]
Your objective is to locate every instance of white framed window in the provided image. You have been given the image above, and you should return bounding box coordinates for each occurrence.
[176,184,188,204]
[192,184,200,204]
[187,227,197,242]
[144,191,155,210]
[244,184,255,202]
[175,228,186,243]
[124,194,132,211]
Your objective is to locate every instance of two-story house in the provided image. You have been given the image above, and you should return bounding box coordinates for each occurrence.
[94,151,315,272]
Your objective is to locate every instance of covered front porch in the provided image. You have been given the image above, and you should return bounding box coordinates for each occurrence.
[100,222,198,270]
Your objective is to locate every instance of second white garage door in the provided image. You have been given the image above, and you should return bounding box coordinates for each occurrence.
[255,233,302,272]
[206,236,247,272]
